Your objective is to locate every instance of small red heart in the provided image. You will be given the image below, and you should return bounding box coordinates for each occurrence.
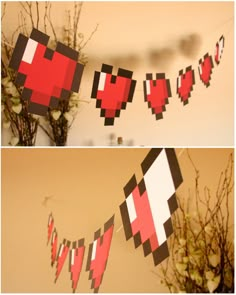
[69,240,85,293]
[86,217,114,292]
[51,229,58,267]
[198,53,214,87]
[91,64,136,125]
[55,239,71,282]
[143,73,171,120]
[9,28,84,115]
[177,66,195,104]
[215,35,224,65]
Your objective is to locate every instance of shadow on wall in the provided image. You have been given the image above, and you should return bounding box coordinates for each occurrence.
[82,133,135,146]
[88,33,202,72]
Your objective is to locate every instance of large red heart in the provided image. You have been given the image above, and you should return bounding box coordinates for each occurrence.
[120,149,183,266]
[91,64,136,125]
[143,73,172,120]
[177,66,195,104]
[215,35,225,65]
[198,53,214,87]
[9,28,84,115]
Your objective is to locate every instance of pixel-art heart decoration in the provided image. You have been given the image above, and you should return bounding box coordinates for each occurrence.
[143,73,172,120]
[69,239,85,293]
[46,148,183,292]
[198,53,214,87]
[91,64,136,125]
[51,228,58,267]
[55,239,71,283]
[9,28,84,116]
[86,216,115,293]
[47,213,54,245]
[177,66,195,105]
[120,148,183,266]
[215,35,225,65]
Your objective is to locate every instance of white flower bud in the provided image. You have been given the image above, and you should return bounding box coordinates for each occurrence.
[51,110,61,121]
[3,120,11,129]
[12,104,22,114]
[207,275,221,293]
[179,238,186,246]
[10,136,19,146]
[63,112,73,124]
[206,270,215,280]
[1,76,10,86]
[209,254,220,267]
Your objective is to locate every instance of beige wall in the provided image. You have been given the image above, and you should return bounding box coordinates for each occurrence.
[1,2,234,146]
[2,148,234,292]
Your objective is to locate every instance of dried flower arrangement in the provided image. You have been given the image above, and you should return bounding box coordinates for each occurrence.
[155,150,234,293]
[1,2,98,146]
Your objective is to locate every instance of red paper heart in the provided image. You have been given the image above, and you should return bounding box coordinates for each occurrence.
[143,73,172,120]
[69,240,85,293]
[55,239,71,282]
[215,35,224,65]
[9,28,84,115]
[119,149,182,266]
[198,53,214,87]
[177,66,195,104]
[91,64,136,125]
[51,228,58,267]
[86,216,114,292]
[126,177,159,252]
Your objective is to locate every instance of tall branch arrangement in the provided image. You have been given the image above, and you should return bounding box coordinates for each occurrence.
[1,1,98,146]
[156,150,234,293]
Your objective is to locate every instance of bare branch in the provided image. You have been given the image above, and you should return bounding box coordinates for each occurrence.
[44,2,49,33]
[80,23,99,50]
[36,1,39,29]
[46,3,57,43]
[1,2,6,21]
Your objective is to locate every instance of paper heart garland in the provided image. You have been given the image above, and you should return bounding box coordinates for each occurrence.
[9,28,84,116]
[47,214,115,293]
[9,32,224,121]
[177,66,195,104]
[198,53,214,87]
[91,64,136,125]
[143,73,172,120]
